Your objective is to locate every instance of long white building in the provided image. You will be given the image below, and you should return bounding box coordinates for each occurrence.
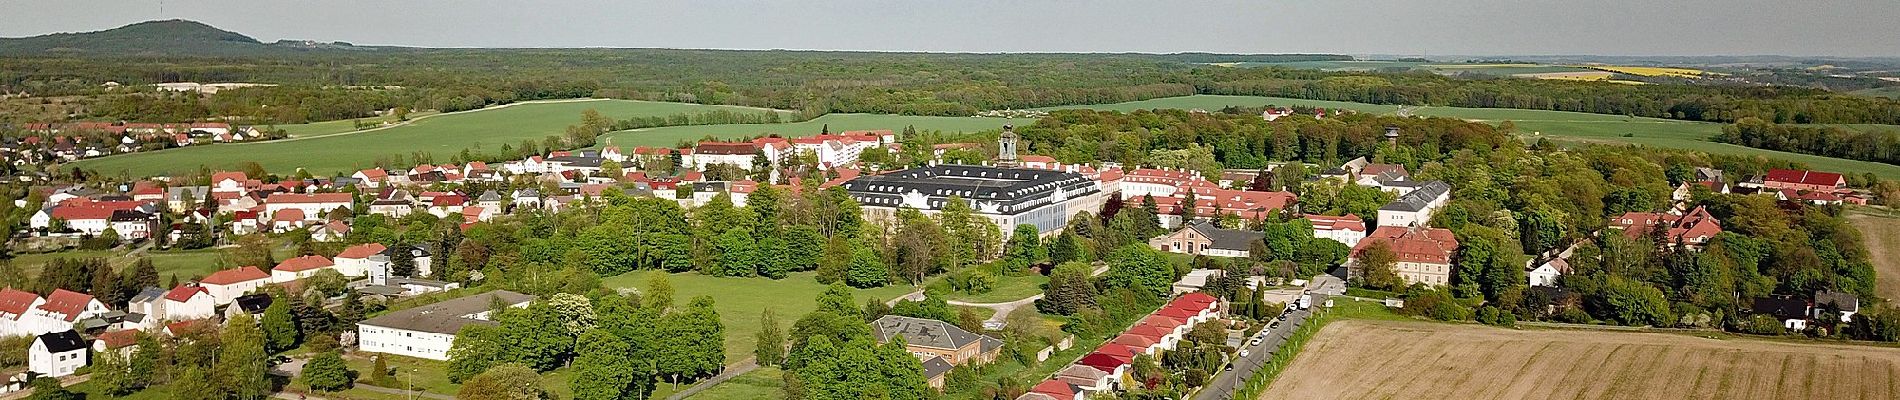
[357,290,535,361]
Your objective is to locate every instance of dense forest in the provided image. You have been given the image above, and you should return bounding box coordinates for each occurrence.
[6,22,1900,126]
[1713,118,1900,165]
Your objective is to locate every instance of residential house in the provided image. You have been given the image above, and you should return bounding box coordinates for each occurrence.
[1354,163,1410,188]
[271,255,336,283]
[334,243,388,277]
[91,329,140,357]
[309,220,350,242]
[29,330,87,377]
[1350,226,1460,287]
[368,244,433,283]
[265,192,353,222]
[691,142,762,171]
[225,294,273,321]
[26,289,109,336]
[871,315,1004,389]
[1814,291,1860,323]
[161,285,216,322]
[1027,380,1083,400]
[124,288,166,329]
[199,266,270,305]
[369,189,415,218]
[353,168,389,188]
[1304,214,1368,247]
[357,290,536,360]
[1149,221,1263,258]
[0,289,48,337]
[165,186,210,212]
[1148,189,1297,228]
[1750,297,1810,331]
[1052,364,1115,394]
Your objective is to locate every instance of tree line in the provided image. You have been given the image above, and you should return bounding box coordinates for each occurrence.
[1713,117,1900,165]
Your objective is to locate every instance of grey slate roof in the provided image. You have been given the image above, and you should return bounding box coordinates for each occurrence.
[358,290,535,334]
[1187,221,1266,251]
[843,165,1100,215]
[1379,180,1450,212]
[1815,291,1859,313]
[129,287,165,304]
[233,293,273,315]
[872,314,995,351]
[37,330,86,353]
[921,356,955,379]
[477,190,502,202]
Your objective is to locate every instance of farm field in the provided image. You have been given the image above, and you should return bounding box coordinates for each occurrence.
[1261,320,1900,400]
[1847,208,1900,301]
[1852,86,1900,99]
[67,99,793,177]
[601,270,920,361]
[275,110,441,138]
[596,112,1034,150]
[1052,95,1900,179]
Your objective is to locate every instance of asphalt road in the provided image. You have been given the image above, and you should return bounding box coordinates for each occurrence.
[1193,290,1329,400]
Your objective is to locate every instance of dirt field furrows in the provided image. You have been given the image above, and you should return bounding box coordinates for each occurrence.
[1262,320,1900,400]
[1847,212,1900,301]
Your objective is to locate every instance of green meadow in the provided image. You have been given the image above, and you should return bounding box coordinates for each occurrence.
[600,271,921,361]
[66,94,1898,179]
[67,99,791,177]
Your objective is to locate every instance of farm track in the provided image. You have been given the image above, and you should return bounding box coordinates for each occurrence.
[1260,320,1900,400]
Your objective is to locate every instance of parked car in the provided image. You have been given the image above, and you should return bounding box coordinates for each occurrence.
[1238,350,1251,358]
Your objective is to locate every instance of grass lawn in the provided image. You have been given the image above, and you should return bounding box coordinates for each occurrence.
[927,272,1047,304]
[68,99,792,177]
[687,367,785,400]
[276,110,442,138]
[602,270,921,361]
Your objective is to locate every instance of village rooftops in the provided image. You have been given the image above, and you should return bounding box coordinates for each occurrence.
[357,290,534,334]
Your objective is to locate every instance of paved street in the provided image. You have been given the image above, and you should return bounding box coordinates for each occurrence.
[1192,277,1338,400]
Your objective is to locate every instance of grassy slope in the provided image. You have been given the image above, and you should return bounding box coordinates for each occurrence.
[1846,208,1900,301]
[689,367,786,400]
[1050,95,1900,179]
[67,99,790,177]
[601,270,920,361]
[9,246,279,282]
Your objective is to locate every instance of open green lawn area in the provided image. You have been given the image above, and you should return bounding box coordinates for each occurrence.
[1053,95,1900,179]
[276,110,441,138]
[9,247,256,282]
[596,112,1035,149]
[68,99,792,177]
[687,367,785,399]
[928,272,1047,304]
[602,270,921,361]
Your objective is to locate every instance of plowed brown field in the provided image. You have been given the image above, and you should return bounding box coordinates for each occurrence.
[1262,320,1900,400]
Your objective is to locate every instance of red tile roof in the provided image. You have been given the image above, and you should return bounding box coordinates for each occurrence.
[201,266,269,285]
[1077,353,1132,373]
[163,285,209,303]
[210,171,247,184]
[1304,214,1367,232]
[1111,334,1158,349]
[337,243,387,259]
[269,193,352,204]
[271,208,306,222]
[1354,226,1460,264]
[1030,380,1078,399]
[95,329,139,349]
[274,255,335,272]
[1608,206,1723,245]
[1763,169,1845,188]
[0,288,41,318]
[38,289,96,321]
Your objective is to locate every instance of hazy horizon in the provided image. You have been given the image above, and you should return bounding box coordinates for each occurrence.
[3,0,1898,57]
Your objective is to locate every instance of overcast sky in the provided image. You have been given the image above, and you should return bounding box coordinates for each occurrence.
[2,0,1897,57]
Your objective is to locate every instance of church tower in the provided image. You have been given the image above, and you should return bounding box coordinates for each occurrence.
[996,125,1019,167]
